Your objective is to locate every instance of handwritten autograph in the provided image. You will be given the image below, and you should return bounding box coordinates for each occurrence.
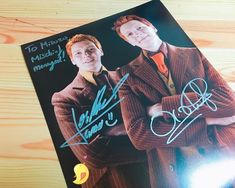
[33,44,66,72]
[60,73,129,148]
[150,78,217,144]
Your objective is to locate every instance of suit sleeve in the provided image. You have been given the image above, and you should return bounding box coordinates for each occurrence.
[162,51,235,119]
[117,70,213,150]
[51,92,146,169]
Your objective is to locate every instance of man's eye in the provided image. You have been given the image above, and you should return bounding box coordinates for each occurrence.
[76,52,81,55]
[89,48,95,51]
[128,32,133,36]
[137,26,142,30]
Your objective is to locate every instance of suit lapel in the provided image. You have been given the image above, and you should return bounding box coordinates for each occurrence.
[167,44,189,94]
[133,53,170,96]
[70,73,110,187]
[72,72,98,101]
[132,44,190,96]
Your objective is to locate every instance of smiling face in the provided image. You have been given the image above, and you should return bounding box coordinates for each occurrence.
[70,40,103,72]
[120,20,162,52]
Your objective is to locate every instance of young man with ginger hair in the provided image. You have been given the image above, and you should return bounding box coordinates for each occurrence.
[113,15,235,188]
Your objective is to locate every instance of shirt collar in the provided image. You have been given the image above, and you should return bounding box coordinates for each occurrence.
[79,66,107,86]
[142,42,168,59]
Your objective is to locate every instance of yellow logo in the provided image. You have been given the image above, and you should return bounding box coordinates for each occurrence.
[73,163,89,185]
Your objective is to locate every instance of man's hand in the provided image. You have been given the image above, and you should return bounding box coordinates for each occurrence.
[147,103,163,118]
[104,124,127,136]
[206,116,235,126]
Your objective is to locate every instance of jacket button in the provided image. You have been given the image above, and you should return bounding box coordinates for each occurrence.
[169,164,175,172]
[170,84,175,88]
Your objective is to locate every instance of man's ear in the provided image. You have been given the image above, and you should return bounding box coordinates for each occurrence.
[128,41,136,46]
[119,34,135,46]
[130,42,135,46]
[100,49,104,56]
[123,38,135,46]
[154,27,158,33]
[70,57,76,65]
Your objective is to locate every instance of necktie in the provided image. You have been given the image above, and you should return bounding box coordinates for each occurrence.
[93,71,114,101]
[149,52,169,78]
[93,71,113,90]
[93,71,122,135]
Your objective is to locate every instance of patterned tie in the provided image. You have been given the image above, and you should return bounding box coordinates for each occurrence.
[149,52,169,78]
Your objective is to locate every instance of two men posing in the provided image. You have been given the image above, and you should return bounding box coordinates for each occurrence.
[52,15,235,188]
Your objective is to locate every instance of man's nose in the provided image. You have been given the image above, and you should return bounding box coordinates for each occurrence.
[133,31,143,39]
[84,51,91,57]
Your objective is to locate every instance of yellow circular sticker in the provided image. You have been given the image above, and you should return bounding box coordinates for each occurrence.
[73,163,89,185]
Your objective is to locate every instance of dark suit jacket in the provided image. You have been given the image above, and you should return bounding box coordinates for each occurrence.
[51,72,150,188]
[117,42,235,188]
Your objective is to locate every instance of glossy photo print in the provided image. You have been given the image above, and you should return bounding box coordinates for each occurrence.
[21,1,235,188]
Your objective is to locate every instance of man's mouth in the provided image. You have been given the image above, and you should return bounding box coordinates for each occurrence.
[139,35,149,43]
[84,59,94,64]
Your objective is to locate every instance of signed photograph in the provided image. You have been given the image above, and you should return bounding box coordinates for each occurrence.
[21,1,235,188]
